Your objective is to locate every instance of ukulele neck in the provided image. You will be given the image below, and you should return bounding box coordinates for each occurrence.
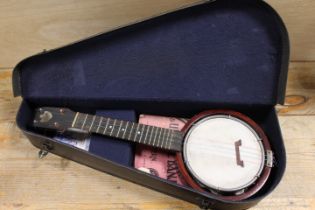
[71,112,183,151]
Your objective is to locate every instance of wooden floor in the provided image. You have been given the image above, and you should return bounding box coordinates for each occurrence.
[1,1,315,210]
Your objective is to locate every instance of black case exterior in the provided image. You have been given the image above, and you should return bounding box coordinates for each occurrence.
[12,0,289,209]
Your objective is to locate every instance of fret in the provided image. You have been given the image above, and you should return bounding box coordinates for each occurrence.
[122,121,129,139]
[81,114,88,130]
[164,129,169,148]
[160,128,166,148]
[62,110,183,151]
[127,122,135,140]
[157,128,163,147]
[148,126,154,145]
[160,128,165,148]
[85,114,91,130]
[96,116,102,133]
[166,129,172,150]
[109,119,116,136]
[89,115,96,131]
[152,127,159,147]
[161,128,167,148]
[103,118,110,134]
[157,128,163,148]
[138,124,144,143]
[116,120,123,138]
[107,120,113,132]
[134,123,140,142]
[31,105,189,152]
[74,112,81,128]
[143,125,150,145]
[71,112,79,128]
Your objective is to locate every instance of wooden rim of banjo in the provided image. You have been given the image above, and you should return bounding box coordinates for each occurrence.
[176,110,272,201]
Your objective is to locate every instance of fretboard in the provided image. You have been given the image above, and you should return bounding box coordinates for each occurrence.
[71,112,183,152]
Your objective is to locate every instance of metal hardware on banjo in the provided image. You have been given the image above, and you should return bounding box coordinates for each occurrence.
[33,107,274,201]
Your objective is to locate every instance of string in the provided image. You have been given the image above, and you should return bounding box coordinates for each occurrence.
[83,122,267,164]
[45,117,269,154]
[79,119,266,157]
[40,113,271,162]
[84,118,268,156]
[88,121,182,146]
[187,145,263,164]
[96,123,267,162]
[54,118,182,148]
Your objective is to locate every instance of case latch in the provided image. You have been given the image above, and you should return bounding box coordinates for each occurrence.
[38,149,49,159]
[266,150,274,168]
[38,141,54,159]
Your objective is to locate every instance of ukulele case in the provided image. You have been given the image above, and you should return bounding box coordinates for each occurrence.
[12,0,289,209]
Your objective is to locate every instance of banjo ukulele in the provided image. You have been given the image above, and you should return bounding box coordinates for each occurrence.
[33,107,274,201]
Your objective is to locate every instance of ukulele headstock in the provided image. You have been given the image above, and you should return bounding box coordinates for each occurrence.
[33,107,75,132]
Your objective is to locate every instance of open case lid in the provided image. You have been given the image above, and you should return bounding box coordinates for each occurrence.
[12,0,289,108]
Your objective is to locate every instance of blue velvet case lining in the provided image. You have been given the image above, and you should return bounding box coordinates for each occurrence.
[89,110,135,166]
[16,0,287,108]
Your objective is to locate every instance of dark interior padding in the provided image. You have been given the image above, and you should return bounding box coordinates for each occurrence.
[19,0,284,108]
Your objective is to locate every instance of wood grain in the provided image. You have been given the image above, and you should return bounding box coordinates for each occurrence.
[0,0,199,68]
[0,0,314,69]
[277,62,315,115]
[267,0,315,61]
[0,62,315,209]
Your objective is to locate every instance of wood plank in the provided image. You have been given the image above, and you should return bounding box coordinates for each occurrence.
[0,0,315,68]
[0,70,20,122]
[267,0,315,61]
[277,62,315,115]
[0,0,199,68]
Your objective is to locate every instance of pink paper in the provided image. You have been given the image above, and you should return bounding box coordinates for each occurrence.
[134,114,188,185]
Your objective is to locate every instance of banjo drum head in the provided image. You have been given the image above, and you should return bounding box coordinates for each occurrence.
[183,114,265,193]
